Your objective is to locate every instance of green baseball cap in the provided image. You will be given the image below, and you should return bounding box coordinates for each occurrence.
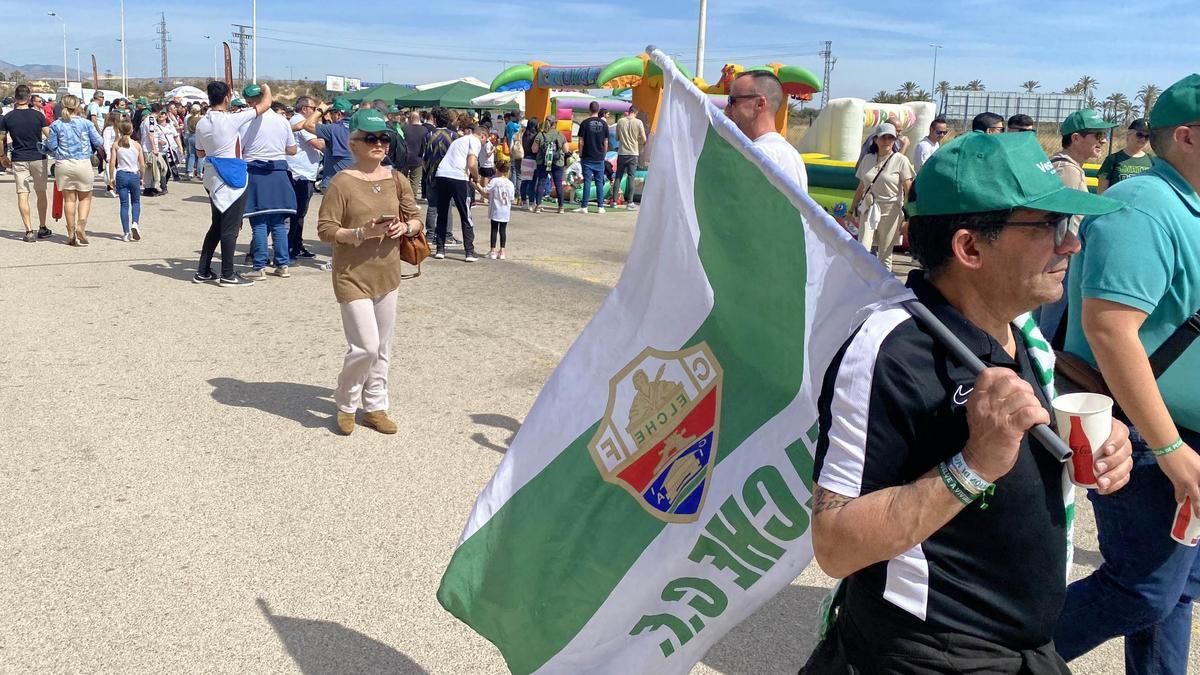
[349,108,388,133]
[1060,108,1117,136]
[907,132,1124,218]
[231,98,246,107]
[331,97,352,113]
[242,83,262,98]
[135,96,148,107]
[387,104,401,114]
[1149,73,1200,129]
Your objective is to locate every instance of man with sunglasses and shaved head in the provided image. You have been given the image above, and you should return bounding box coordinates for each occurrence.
[723,69,808,193]
[804,131,1133,674]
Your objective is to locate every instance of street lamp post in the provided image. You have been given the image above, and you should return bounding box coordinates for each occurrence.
[120,0,127,96]
[378,63,386,83]
[74,47,80,84]
[695,0,708,81]
[251,0,257,83]
[929,44,943,104]
[48,12,67,86]
[204,35,216,81]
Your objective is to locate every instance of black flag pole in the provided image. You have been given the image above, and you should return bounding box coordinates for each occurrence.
[903,299,1072,462]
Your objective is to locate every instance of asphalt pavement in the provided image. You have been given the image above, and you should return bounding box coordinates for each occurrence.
[0,173,1189,673]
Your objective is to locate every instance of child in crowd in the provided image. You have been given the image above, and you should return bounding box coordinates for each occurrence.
[563,152,583,204]
[108,120,145,242]
[479,159,514,260]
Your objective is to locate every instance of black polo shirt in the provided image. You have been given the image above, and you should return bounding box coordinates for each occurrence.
[813,270,1067,649]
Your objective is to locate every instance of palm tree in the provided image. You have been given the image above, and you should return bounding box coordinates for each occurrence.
[967,79,985,91]
[1076,75,1099,102]
[1021,80,1040,93]
[1137,84,1160,114]
[871,90,894,104]
[1062,83,1084,95]
[1103,93,1129,123]
[936,80,951,96]
[896,81,919,100]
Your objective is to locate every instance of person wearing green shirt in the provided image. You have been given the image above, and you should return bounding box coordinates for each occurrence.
[1097,118,1155,194]
[1056,73,1200,675]
[530,118,567,213]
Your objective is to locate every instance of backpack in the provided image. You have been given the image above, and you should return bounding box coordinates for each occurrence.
[538,133,557,168]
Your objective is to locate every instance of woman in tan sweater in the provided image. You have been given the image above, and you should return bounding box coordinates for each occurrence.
[318,108,422,435]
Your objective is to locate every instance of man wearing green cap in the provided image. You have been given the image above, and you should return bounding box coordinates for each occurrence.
[238,82,298,280]
[805,132,1132,673]
[1034,108,1119,344]
[1055,74,1200,675]
[302,97,354,190]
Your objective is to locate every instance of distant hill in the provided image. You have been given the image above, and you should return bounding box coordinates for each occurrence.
[0,59,66,79]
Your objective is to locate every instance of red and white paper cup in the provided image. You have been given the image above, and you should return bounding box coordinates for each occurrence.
[1051,393,1114,489]
[1171,497,1200,547]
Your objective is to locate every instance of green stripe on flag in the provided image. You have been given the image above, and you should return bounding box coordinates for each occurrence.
[438,126,810,674]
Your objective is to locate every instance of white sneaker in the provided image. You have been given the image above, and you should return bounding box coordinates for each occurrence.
[433,251,445,260]
[121,232,132,242]
[464,254,479,262]
[487,250,498,259]
[627,203,638,210]
[574,207,588,214]
[130,223,141,241]
[598,207,606,214]
[498,251,507,260]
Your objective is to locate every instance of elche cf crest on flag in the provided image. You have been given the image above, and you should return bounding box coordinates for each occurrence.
[589,344,723,523]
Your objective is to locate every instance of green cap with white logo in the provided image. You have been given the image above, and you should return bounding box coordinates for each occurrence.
[330,97,352,113]
[1060,108,1118,136]
[349,108,388,133]
[1149,73,1200,129]
[906,132,1125,218]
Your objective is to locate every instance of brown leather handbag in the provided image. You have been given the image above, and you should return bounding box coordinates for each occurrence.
[399,230,429,279]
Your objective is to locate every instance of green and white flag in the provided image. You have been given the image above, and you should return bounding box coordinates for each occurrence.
[437,48,916,673]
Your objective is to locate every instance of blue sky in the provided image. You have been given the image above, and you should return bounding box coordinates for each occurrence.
[5,0,1198,103]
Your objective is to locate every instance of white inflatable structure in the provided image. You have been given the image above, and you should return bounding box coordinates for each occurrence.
[798,98,938,163]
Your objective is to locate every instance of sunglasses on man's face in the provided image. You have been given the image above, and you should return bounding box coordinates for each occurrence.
[934,130,948,136]
[1134,132,1151,140]
[1012,127,1036,132]
[356,133,391,145]
[984,214,1072,247]
[724,94,762,108]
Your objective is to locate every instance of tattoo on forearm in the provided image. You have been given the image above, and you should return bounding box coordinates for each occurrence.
[812,487,853,515]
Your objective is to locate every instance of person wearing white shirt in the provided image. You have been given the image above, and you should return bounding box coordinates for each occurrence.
[139,107,166,196]
[286,96,324,260]
[914,117,948,173]
[191,80,274,286]
[433,124,484,261]
[723,70,809,194]
[236,83,298,280]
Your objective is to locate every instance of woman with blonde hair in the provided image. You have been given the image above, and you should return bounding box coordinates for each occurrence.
[102,110,122,196]
[45,94,103,246]
[108,120,145,242]
[318,108,423,436]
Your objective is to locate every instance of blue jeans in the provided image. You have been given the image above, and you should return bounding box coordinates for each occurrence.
[1055,426,1200,674]
[184,134,198,175]
[249,214,290,270]
[534,165,564,208]
[580,160,606,209]
[115,170,141,234]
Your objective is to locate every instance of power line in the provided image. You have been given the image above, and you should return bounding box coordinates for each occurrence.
[231,24,252,87]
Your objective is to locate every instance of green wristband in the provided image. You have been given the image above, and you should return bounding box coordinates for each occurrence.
[938,462,976,506]
[1152,438,1185,457]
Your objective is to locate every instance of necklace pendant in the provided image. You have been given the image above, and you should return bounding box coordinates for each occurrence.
[372,183,382,193]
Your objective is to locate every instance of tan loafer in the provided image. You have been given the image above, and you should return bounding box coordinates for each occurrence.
[336,411,355,435]
[361,410,397,434]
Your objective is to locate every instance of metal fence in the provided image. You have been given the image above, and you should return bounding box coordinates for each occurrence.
[940,91,1087,125]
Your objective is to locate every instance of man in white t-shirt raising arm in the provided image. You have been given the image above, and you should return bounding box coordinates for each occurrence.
[237,83,297,280]
[192,80,274,286]
[432,122,485,262]
[723,70,809,193]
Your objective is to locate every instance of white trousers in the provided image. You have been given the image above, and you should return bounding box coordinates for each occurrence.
[859,201,905,272]
[335,289,398,414]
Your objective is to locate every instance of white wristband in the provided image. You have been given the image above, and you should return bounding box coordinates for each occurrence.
[949,452,993,494]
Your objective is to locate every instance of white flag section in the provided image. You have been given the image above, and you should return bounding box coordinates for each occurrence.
[437,47,915,674]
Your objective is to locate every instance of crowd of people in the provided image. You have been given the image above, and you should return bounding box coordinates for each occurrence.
[3,66,1199,675]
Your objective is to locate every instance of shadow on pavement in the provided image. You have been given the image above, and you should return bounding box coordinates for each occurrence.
[700,584,830,675]
[257,598,428,675]
[183,195,210,203]
[469,413,521,454]
[1073,545,1104,570]
[208,377,335,431]
[130,258,199,282]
